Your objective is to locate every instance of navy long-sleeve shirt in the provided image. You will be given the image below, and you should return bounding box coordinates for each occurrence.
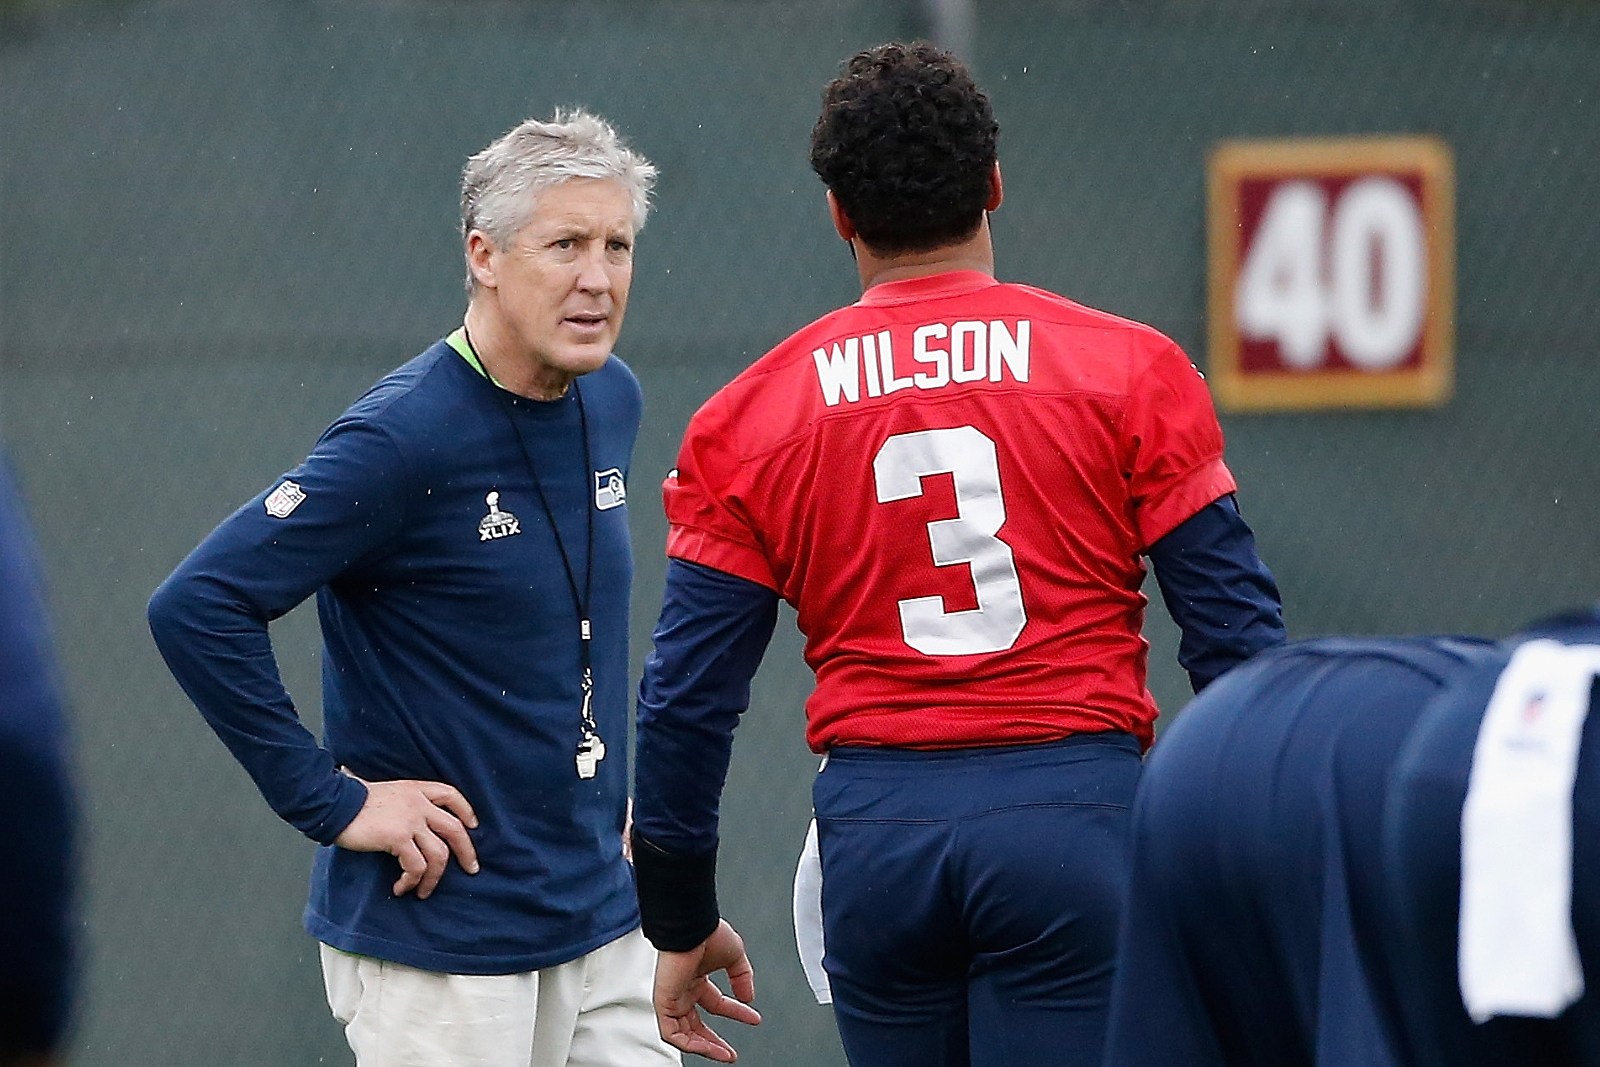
[149,338,644,974]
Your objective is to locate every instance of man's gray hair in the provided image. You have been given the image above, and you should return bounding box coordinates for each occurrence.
[460,108,657,254]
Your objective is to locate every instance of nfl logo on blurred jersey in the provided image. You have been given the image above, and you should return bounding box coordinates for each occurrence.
[264,480,306,518]
[594,468,626,511]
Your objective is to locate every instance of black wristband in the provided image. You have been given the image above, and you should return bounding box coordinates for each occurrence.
[631,832,720,952]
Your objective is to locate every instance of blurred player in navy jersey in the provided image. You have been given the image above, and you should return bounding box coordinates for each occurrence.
[1386,605,1600,1066]
[1104,605,1600,1067]
[630,41,1284,1066]
[1103,634,1497,1067]
[0,450,77,1067]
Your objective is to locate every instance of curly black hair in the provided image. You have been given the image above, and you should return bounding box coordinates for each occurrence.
[809,42,1000,255]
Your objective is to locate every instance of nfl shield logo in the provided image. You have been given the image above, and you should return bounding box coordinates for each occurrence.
[594,468,626,511]
[264,480,307,518]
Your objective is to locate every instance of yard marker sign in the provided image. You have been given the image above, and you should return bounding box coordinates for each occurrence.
[1207,136,1455,412]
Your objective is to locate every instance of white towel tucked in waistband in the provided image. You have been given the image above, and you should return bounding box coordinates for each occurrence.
[1459,639,1600,1022]
[792,817,833,1005]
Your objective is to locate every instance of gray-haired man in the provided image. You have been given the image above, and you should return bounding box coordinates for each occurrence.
[149,111,677,1065]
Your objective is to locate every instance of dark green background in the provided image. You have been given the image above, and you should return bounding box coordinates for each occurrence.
[2,2,1596,1063]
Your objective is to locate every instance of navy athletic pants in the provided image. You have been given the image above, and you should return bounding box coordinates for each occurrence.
[1102,639,1493,1067]
[812,732,1141,1067]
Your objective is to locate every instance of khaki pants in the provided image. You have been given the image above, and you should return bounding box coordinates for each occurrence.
[320,929,679,1067]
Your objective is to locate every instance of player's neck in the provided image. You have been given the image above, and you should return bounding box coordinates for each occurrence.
[853,218,996,291]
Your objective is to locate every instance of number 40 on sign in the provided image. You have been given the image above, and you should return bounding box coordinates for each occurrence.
[1206,136,1456,412]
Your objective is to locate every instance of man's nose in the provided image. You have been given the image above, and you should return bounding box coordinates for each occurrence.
[575,247,613,293]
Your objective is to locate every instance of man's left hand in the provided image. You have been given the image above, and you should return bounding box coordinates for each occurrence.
[653,919,761,1063]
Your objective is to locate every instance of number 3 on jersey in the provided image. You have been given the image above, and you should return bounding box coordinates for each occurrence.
[873,426,1027,656]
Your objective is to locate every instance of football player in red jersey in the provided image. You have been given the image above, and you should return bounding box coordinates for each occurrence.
[631,41,1285,1066]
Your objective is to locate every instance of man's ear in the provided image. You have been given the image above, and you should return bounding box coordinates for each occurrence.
[826,190,858,242]
[986,162,1004,212]
[465,230,497,290]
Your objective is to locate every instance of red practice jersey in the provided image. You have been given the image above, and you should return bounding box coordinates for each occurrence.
[664,270,1236,751]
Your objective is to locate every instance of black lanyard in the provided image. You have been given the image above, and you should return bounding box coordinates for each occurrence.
[463,328,600,751]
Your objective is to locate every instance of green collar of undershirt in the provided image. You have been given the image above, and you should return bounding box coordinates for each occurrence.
[446,326,503,387]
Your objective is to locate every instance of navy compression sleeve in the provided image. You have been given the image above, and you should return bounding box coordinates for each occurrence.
[1148,495,1286,692]
[632,558,779,951]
